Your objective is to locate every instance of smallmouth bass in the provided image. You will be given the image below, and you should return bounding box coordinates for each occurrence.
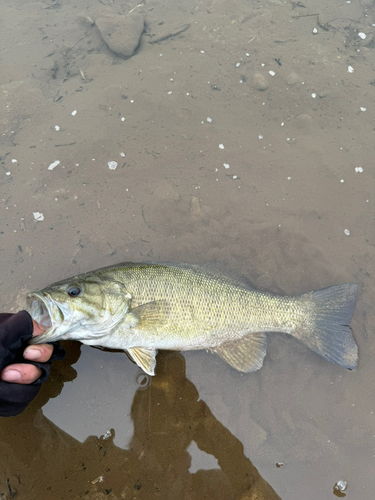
[27,262,359,375]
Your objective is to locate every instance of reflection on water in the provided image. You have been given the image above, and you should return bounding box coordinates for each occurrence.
[0,348,280,500]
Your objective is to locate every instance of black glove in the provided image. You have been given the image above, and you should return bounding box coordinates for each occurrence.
[0,311,65,417]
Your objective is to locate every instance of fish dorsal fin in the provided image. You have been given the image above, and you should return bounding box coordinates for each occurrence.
[127,347,158,375]
[211,333,268,373]
[130,300,170,329]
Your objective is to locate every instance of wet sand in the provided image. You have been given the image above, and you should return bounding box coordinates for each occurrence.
[0,0,374,498]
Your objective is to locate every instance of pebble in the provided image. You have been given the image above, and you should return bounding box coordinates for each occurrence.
[252,73,269,91]
[96,13,144,58]
[77,14,95,27]
[334,480,347,492]
[285,71,300,86]
[48,160,60,170]
[295,114,313,128]
[190,197,202,221]
[33,212,44,222]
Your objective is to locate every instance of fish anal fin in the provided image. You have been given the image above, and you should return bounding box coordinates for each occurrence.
[127,347,158,375]
[212,333,267,373]
[130,300,170,329]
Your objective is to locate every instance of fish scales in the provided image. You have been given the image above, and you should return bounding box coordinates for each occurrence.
[27,262,359,376]
[100,264,301,345]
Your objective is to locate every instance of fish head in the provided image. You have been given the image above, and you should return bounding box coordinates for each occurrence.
[27,276,131,344]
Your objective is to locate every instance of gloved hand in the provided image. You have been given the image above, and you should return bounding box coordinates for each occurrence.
[0,311,65,417]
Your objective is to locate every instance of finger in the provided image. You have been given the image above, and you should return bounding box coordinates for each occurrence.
[23,344,54,363]
[1,363,43,384]
[32,319,46,337]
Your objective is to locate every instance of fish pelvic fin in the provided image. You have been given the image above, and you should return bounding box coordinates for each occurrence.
[127,347,158,375]
[211,333,267,373]
[296,283,359,370]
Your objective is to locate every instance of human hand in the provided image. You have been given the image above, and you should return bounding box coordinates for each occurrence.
[0,320,54,384]
[0,311,65,417]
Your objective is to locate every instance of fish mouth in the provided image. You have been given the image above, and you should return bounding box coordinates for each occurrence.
[26,292,63,344]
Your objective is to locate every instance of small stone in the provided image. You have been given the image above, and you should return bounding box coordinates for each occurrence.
[334,480,347,492]
[295,114,313,127]
[252,73,269,91]
[96,13,144,58]
[77,14,95,27]
[190,197,202,221]
[285,71,300,86]
[48,160,60,170]
[33,212,44,222]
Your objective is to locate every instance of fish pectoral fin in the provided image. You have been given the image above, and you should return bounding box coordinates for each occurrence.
[211,333,268,373]
[130,300,170,329]
[127,347,158,376]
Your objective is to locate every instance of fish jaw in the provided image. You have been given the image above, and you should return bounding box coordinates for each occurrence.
[27,292,66,343]
[27,291,102,344]
[27,286,132,344]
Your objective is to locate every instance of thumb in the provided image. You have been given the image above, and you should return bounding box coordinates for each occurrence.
[32,319,46,337]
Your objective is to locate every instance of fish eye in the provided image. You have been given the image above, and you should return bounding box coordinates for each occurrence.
[67,286,81,297]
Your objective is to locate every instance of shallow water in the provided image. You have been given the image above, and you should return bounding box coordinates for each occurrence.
[1,0,374,498]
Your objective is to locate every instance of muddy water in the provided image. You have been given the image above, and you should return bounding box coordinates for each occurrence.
[0,0,374,498]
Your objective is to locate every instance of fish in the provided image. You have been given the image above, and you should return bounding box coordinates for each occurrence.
[27,262,359,376]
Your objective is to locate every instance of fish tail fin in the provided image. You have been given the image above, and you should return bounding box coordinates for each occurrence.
[296,283,359,369]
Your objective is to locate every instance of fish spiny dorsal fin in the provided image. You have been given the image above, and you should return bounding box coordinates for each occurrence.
[127,347,158,375]
[211,333,268,373]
